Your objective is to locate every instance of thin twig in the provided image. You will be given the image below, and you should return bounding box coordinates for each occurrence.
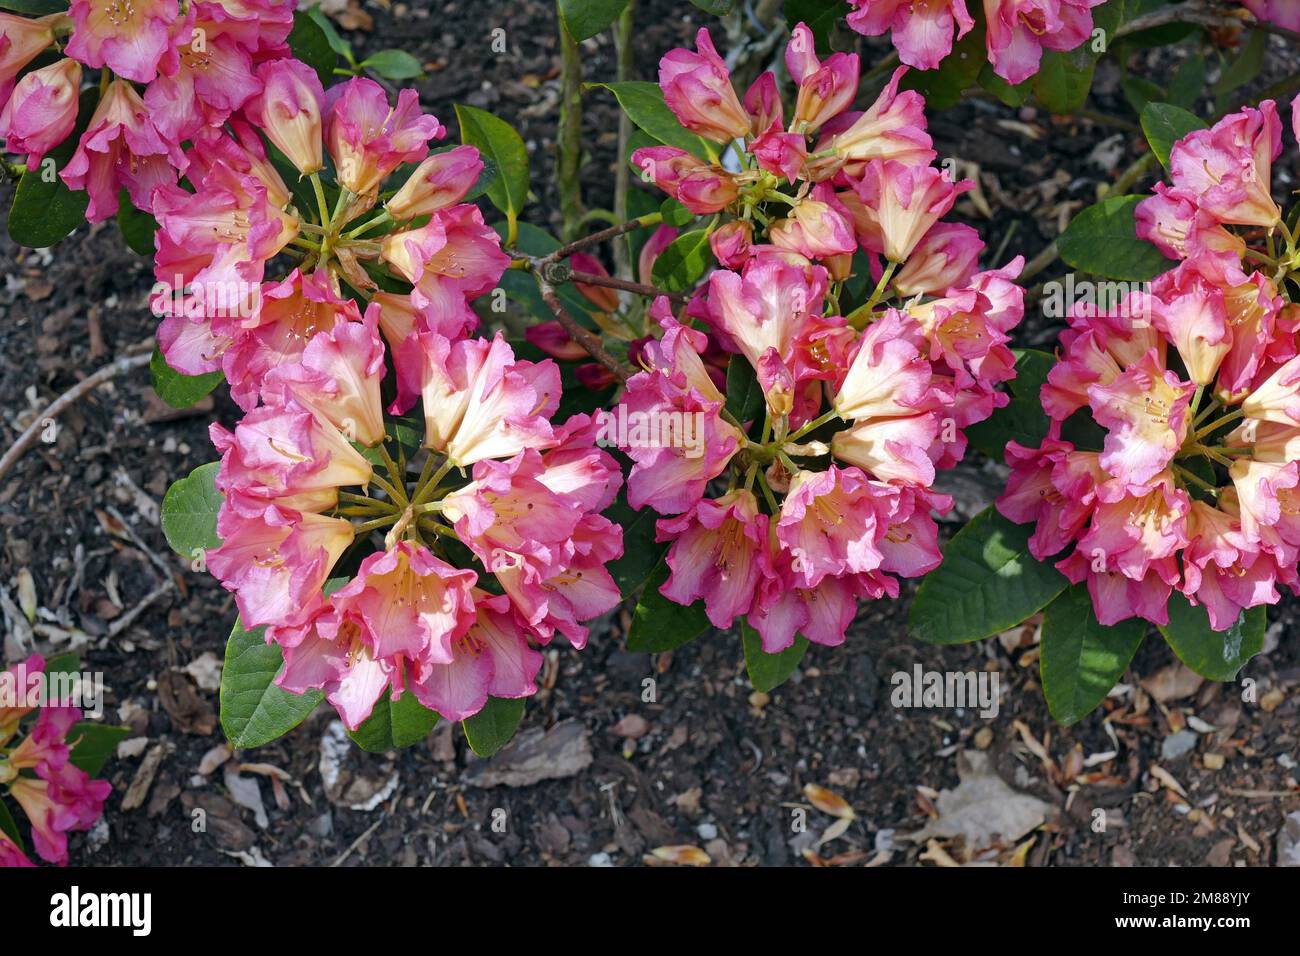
[1115,1,1300,44]
[568,269,690,303]
[544,214,661,264]
[0,351,151,483]
[538,279,631,384]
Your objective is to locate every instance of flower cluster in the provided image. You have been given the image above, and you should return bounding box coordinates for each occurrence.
[1244,1,1300,32]
[845,0,1105,85]
[0,0,296,206]
[609,26,1025,652]
[999,98,1300,632]
[0,656,111,867]
[178,74,626,730]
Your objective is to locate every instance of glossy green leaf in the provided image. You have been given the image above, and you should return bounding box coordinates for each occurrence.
[604,493,667,598]
[0,798,22,851]
[220,619,323,749]
[1158,595,1265,682]
[348,691,440,752]
[462,696,525,757]
[362,49,424,80]
[116,191,158,256]
[1140,101,1206,171]
[725,353,764,427]
[592,81,711,159]
[782,0,849,57]
[965,349,1054,463]
[1040,585,1146,725]
[68,723,131,776]
[910,506,1069,645]
[150,347,223,410]
[741,622,807,693]
[1057,195,1171,282]
[160,462,223,560]
[650,227,713,293]
[455,104,530,222]
[1035,47,1095,114]
[288,10,338,83]
[559,0,630,41]
[626,555,710,653]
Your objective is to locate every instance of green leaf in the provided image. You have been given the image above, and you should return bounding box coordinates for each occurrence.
[626,554,711,653]
[0,0,65,12]
[978,64,1030,108]
[1120,76,1164,116]
[150,347,223,410]
[1040,585,1146,725]
[783,0,850,57]
[462,696,525,757]
[0,797,22,852]
[690,0,735,12]
[161,461,223,560]
[592,81,711,159]
[910,506,1069,645]
[1166,54,1206,110]
[220,619,323,749]
[725,353,764,427]
[68,723,131,776]
[288,10,338,84]
[650,227,714,293]
[604,493,667,598]
[965,349,1054,463]
[741,622,807,693]
[1158,595,1265,682]
[8,156,89,249]
[1034,47,1096,114]
[559,0,630,41]
[361,49,424,80]
[659,196,695,227]
[347,691,440,752]
[1057,195,1171,282]
[116,191,158,256]
[901,22,986,110]
[455,104,530,223]
[306,5,354,63]
[1140,102,1206,172]
[1212,28,1265,100]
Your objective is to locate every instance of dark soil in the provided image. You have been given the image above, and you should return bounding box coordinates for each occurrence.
[0,0,1297,868]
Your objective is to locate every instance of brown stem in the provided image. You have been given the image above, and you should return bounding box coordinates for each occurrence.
[568,269,690,303]
[545,215,660,264]
[538,279,631,384]
[1115,1,1300,44]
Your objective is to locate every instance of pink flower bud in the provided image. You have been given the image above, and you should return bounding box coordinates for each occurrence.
[0,12,61,88]
[246,59,324,176]
[386,144,482,219]
[326,79,443,196]
[658,28,750,143]
[0,58,80,170]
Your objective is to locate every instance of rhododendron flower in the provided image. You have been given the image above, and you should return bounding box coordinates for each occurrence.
[380,204,512,316]
[819,67,934,172]
[833,311,935,420]
[776,465,896,586]
[892,222,983,297]
[768,191,857,260]
[1136,183,1249,286]
[658,28,750,143]
[852,160,973,263]
[386,144,482,220]
[419,332,559,467]
[984,0,1106,85]
[630,146,738,215]
[0,58,80,170]
[785,21,859,133]
[1244,0,1300,30]
[656,489,771,628]
[0,12,61,88]
[845,0,974,71]
[61,79,183,221]
[0,829,33,867]
[326,79,443,196]
[143,15,263,142]
[1089,349,1194,488]
[66,0,178,83]
[245,58,324,175]
[1168,102,1282,229]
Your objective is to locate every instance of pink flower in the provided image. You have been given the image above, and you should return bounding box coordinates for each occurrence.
[66,0,178,83]
[708,220,752,270]
[831,411,942,485]
[851,160,973,263]
[1168,101,1282,229]
[1181,500,1278,630]
[785,21,860,132]
[61,79,183,221]
[777,465,896,586]
[263,311,388,447]
[892,222,983,297]
[984,0,1105,85]
[1244,0,1300,30]
[525,320,588,362]
[1088,348,1194,488]
[207,501,353,630]
[0,830,34,867]
[245,58,324,175]
[7,761,110,866]
[658,28,749,143]
[386,144,482,220]
[418,332,559,467]
[219,269,355,411]
[743,70,782,135]
[380,204,511,316]
[0,13,61,88]
[997,438,1104,560]
[846,0,974,71]
[1243,354,1300,427]
[630,146,738,214]
[1074,474,1189,597]
[326,79,443,196]
[639,224,680,284]
[143,16,262,142]
[211,397,373,513]
[1150,266,1232,386]
[656,489,772,628]
[0,58,80,170]
[1135,184,1247,285]
[817,67,934,173]
[768,189,857,260]
[833,310,935,420]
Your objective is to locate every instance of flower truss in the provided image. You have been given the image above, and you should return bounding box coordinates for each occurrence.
[0,656,111,868]
[999,98,1300,632]
[560,25,1028,654]
[170,73,627,731]
[844,0,1106,84]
